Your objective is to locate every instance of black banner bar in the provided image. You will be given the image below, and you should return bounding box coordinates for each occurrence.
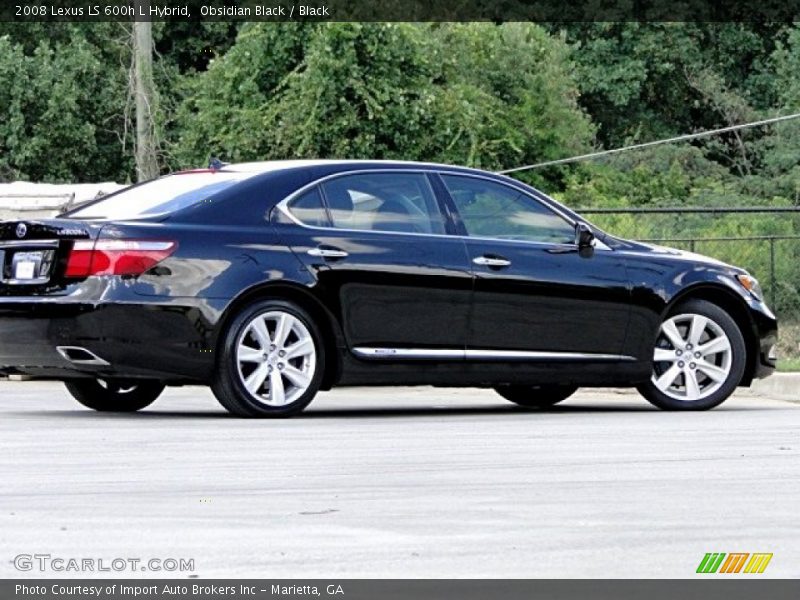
[4,0,800,22]
[4,580,800,600]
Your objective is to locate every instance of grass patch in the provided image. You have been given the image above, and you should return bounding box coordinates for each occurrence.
[777,358,800,372]
[775,319,800,370]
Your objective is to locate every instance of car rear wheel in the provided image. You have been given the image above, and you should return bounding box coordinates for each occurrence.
[495,384,578,408]
[64,379,165,412]
[211,300,324,418]
[637,299,746,410]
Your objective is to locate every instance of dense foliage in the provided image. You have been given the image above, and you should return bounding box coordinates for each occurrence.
[172,22,594,191]
[1,22,797,195]
[1,22,797,199]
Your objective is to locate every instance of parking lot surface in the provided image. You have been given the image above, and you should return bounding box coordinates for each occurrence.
[1,382,798,578]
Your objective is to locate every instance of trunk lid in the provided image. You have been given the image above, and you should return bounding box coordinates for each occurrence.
[0,219,103,290]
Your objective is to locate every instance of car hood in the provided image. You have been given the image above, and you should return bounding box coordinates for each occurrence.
[617,239,743,272]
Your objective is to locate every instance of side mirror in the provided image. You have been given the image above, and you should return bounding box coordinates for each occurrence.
[575,222,595,249]
[575,222,595,258]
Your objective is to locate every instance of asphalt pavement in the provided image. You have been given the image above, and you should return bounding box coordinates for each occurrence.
[0,381,798,578]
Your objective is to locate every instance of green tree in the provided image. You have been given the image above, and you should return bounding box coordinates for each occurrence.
[260,23,436,160]
[743,24,800,205]
[553,23,788,149]
[173,22,594,184]
[0,33,130,182]
[171,22,316,166]
[422,23,594,186]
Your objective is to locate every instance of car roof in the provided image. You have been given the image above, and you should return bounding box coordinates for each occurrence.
[215,159,487,175]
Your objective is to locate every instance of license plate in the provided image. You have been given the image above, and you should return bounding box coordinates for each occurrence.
[15,261,36,280]
[12,252,43,280]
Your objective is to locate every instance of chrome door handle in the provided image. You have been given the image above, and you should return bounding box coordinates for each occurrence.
[473,256,511,268]
[307,247,349,259]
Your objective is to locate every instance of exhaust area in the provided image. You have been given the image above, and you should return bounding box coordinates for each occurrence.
[56,346,110,366]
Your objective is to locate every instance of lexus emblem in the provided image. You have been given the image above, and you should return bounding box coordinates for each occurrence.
[15,223,27,239]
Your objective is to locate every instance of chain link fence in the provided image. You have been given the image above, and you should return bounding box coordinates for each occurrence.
[578,207,800,365]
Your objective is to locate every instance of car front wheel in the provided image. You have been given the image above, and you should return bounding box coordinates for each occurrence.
[211,300,324,418]
[637,299,746,410]
[495,384,578,408]
[64,379,165,412]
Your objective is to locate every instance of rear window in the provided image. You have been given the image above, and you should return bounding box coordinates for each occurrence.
[67,171,255,220]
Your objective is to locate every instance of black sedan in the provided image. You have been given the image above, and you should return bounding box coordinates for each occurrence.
[0,160,777,416]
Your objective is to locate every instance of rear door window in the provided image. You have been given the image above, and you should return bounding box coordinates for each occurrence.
[318,172,446,235]
[286,188,330,227]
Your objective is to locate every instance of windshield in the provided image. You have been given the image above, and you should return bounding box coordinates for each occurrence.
[67,171,255,220]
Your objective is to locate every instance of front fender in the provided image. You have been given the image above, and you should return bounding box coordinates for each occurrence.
[620,250,773,366]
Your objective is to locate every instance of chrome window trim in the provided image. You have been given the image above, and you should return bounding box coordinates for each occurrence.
[275,168,612,252]
[352,347,636,362]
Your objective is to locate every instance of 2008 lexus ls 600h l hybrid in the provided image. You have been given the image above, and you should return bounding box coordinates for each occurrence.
[0,160,777,417]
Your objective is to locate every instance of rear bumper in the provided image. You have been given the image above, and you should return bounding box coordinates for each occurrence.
[0,297,219,382]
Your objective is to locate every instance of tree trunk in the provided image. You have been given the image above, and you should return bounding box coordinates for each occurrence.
[133,1,158,182]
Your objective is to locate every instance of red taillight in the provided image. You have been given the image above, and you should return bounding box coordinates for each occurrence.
[64,241,95,277]
[65,240,177,277]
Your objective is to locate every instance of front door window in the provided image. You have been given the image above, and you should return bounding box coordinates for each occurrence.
[440,175,574,245]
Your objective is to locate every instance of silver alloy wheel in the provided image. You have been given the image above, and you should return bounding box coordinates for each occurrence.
[651,312,733,402]
[235,310,317,406]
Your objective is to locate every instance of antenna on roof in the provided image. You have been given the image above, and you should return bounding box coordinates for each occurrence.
[208,157,229,170]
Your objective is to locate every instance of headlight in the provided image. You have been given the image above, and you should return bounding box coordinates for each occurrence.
[736,273,763,301]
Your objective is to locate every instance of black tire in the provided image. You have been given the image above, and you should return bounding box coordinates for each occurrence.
[211,300,325,418]
[495,384,578,408]
[64,379,164,412]
[637,299,746,411]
